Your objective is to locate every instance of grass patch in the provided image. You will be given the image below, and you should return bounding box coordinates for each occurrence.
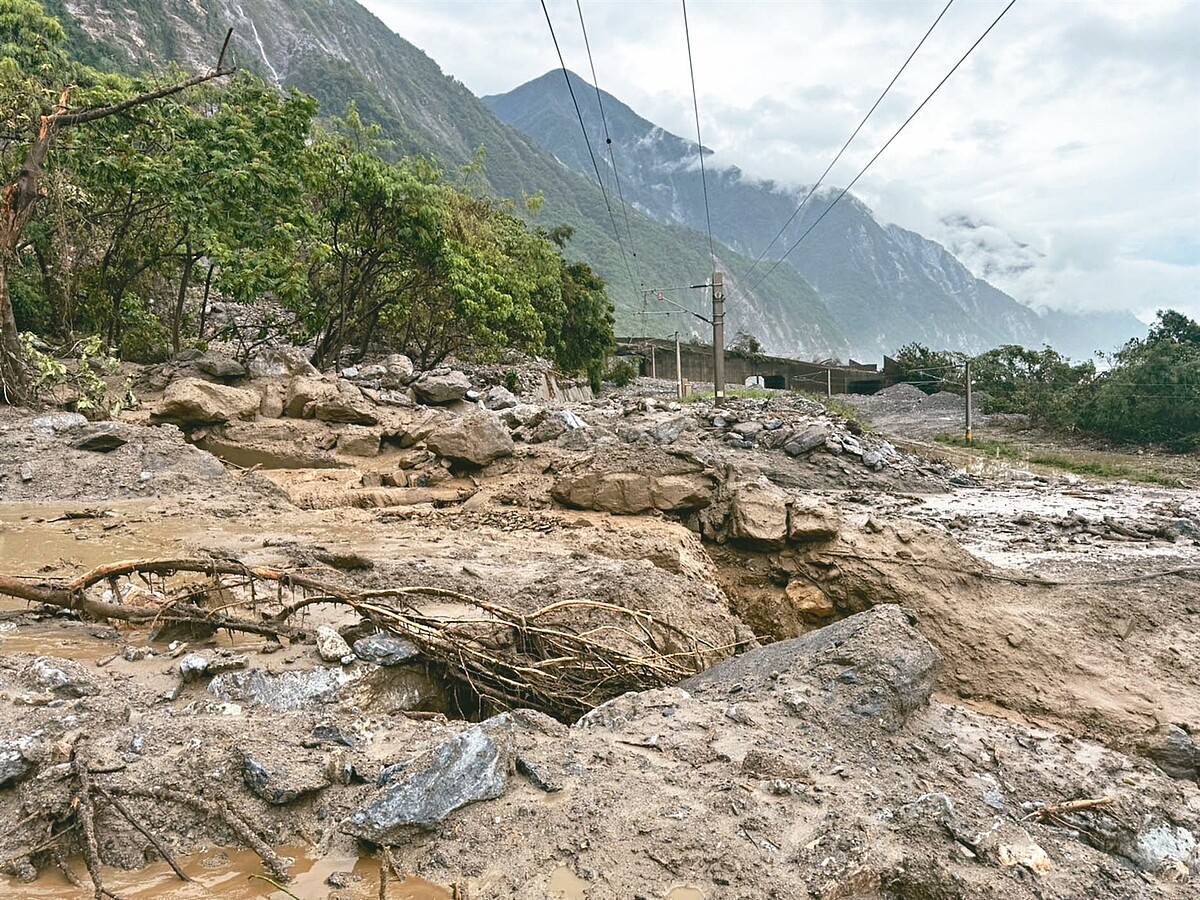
[1027,453,1180,486]
[935,434,1025,461]
[934,435,1181,485]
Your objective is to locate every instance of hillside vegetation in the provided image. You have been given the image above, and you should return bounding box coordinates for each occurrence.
[0,0,615,403]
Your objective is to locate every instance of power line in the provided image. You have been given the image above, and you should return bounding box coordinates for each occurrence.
[575,0,645,290]
[539,0,638,296]
[746,0,1018,297]
[742,0,955,284]
[681,0,716,271]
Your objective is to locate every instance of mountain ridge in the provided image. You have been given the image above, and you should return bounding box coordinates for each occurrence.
[485,68,1146,360]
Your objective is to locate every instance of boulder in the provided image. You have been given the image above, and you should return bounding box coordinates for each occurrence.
[553,472,652,515]
[682,605,941,732]
[316,626,353,663]
[788,500,839,543]
[31,412,88,432]
[728,479,791,548]
[151,378,260,425]
[353,634,421,666]
[499,404,545,429]
[1135,724,1200,782]
[382,354,415,386]
[315,381,378,426]
[284,377,337,418]
[337,426,382,458]
[552,472,712,515]
[783,578,836,620]
[0,738,33,787]
[71,423,130,452]
[195,353,247,381]
[248,347,319,379]
[209,667,355,713]
[343,723,508,840]
[241,749,329,804]
[425,412,514,467]
[24,657,99,698]
[783,425,829,457]
[481,385,519,410]
[649,475,713,512]
[411,370,471,405]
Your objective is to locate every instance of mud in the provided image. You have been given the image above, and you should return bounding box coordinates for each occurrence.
[0,359,1196,898]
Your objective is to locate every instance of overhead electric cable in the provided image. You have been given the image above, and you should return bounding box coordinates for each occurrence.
[681,0,716,270]
[539,0,638,295]
[575,0,645,289]
[742,0,956,284]
[746,0,1018,296]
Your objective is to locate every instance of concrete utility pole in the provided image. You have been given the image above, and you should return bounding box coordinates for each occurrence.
[675,331,683,399]
[965,357,974,443]
[712,271,725,405]
[826,367,832,398]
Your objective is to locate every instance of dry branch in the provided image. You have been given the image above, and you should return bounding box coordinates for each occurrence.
[0,554,722,721]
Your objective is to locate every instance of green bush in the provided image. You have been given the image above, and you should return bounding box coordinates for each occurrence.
[607,357,639,387]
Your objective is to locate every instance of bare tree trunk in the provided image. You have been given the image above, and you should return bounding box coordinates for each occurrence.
[0,33,235,405]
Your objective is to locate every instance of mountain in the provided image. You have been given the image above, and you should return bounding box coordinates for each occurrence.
[51,0,850,361]
[485,69,1144,360]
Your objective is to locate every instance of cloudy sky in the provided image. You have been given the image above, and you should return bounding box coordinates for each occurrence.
[360,0,1198,322]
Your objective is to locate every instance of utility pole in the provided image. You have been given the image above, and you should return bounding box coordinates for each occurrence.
[965,358,974,443]
[712,271,725,405]
[826,367,832,398]
[650,342,656,379]
[675,331,683,399]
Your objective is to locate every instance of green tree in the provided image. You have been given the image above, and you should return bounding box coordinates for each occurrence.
[0,0,232,400]
[1078,310,1200,448]
[971,344,1095,426]
[888,342,966,394]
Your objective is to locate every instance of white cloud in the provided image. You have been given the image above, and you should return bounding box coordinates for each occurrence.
[359,0,1200,320]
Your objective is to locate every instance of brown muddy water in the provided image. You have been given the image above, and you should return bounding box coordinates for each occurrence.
[4,847,451,899]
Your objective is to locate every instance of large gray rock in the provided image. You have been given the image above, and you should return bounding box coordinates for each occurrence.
[151,378,260,425]
[425,412,514,467]
[24,657,99,698]
[71,423,130,452]
[382,354,415,387]
[248,347,319,378]
[481,385,519,410]
[209,667,355,713]
[683,605,941,732]
[353,634,421,666]
[195,353,247,381]
[551,472,712,515]
[783,425,829,457]
[728,479,791,548]
[343,723,508,841]
[411,370,471,405]
[315,381,379,426]
[788,500,840,543]
[241,749,329,804]
[1135,724,1200,782]
[0,738,34,787]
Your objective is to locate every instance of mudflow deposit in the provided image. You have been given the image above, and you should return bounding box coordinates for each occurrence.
[0,349,1197,900]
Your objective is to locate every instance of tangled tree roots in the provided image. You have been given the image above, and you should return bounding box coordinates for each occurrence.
[0,736,288,899]
[0,556,727,721]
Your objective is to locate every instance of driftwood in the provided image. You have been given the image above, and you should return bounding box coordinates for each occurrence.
[0,555,725,721]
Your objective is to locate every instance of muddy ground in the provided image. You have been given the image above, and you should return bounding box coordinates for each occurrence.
[0,356,1196,899]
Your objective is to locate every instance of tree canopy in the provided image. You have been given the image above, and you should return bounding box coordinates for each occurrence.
[1,0,615,401]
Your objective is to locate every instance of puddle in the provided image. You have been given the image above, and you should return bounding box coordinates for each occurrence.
[2,847,452,899]
[545,866,705,899]
[549,865,589,898]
